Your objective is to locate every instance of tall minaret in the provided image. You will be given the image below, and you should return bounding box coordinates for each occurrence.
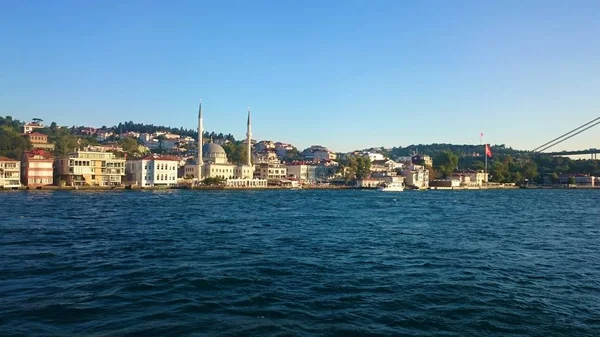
[246,107,252,166]
[197,100,204,177]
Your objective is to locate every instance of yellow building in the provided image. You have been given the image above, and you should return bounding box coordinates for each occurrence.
[56,150,125,186]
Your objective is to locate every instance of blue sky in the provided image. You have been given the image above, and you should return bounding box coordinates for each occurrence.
[1,1,599,152]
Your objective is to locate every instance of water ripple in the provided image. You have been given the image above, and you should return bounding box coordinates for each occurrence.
[1,189,599,336]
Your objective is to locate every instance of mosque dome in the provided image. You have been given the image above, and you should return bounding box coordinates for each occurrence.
[202,143,228,164]
[203,143,226,155]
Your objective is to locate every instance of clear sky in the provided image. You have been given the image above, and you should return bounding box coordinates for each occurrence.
[1,0,599,152]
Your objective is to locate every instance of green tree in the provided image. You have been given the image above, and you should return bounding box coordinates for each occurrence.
[51,130,79,156]
[490,160,509,182]
[202,177,226,186]
[434,151,458,178]
[513,171,523,184]
[471,160,485,171]
[119,136,140,156]
[355,156,371,179]
[0,126,31,159]
[567,176,576,185]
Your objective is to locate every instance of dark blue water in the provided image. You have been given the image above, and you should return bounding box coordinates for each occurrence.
[1,189,599,336]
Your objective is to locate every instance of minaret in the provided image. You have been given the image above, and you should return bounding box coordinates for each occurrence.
[197,100,203,178]
[246,107,252,166]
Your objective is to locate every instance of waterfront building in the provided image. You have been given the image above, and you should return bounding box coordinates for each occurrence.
[356,178,382,188]
[183,102,266,187]
[126,154,179,187]
[255,162,287,181]
[544,174,597,187]
[429,179,461,188]
[225,178,268,188]
[286,163,317,183]
[21,150,54,187]
[450,170,488,187]
[0,157,21,188]
[402,164,430,189]
[55,150,125,186]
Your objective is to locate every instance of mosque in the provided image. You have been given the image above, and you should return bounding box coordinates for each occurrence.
[184,102,267,188]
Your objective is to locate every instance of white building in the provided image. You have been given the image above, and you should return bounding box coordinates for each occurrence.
[253,150,280,164]
[364,152,385,162]
[371,159,403,173]
[0,156,21,188]
[275,142,294,158]
[313,150,337,161]
[145,138,179,150]
[22,122,44,134]
[286,163,317,183]
[450,170,489,187]
[402,164,429,189]
[126,155,179,187]
[302,145,336,161]
[96,130,114,142]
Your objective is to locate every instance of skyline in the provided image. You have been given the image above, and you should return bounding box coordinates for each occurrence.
[1,1,599,152]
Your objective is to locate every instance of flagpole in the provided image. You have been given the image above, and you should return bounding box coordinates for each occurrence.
[481,133,487,174]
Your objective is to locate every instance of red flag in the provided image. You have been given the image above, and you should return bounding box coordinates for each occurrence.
[485,144,492,158]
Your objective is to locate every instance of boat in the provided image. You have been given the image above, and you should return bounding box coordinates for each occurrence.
[377,181,404,192]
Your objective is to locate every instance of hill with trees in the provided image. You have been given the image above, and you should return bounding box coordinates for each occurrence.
[386,143,599,183]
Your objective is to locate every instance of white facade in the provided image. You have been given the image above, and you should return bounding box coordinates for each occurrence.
[402,164,429,189]
[365,152,385,162]
[96,131,114,142]
[145,139,178,150]
[22,122,44,134]
[286,164,317,182]
[226,178,268,188]
[451,171,488,187]
[126,156,179,187]
[313,150,337,161]
[0,157,21,188]
[371,159,403,173]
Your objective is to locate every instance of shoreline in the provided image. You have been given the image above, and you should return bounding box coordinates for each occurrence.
[0,185,597,192]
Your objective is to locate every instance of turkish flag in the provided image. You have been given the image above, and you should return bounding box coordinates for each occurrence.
[485,144,492,158]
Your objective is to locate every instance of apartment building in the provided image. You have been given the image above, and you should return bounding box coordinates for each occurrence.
[21,150,54,187]
[0,157,21,188]
[56,150,125,186]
